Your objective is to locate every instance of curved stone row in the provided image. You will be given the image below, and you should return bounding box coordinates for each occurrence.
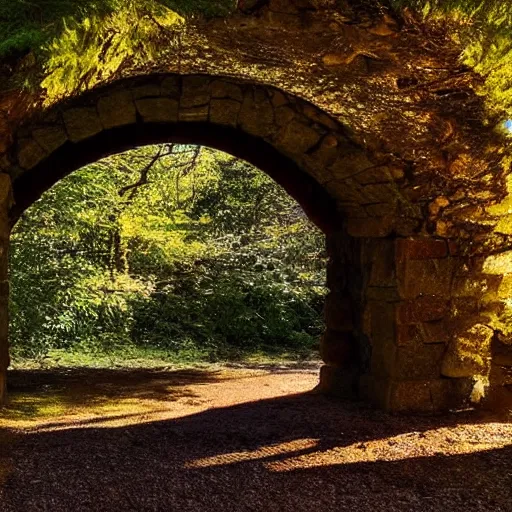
[4,74,410,238]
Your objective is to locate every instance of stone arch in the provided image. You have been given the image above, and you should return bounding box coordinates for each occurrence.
[1,73,508,413]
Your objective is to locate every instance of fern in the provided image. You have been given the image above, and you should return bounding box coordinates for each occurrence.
[41,1,183,102]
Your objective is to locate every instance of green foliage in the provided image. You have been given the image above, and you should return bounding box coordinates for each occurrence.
[10,144,326,363]
[41,1,183,101]
[391,1,512,118]
[0,0,234,60]
[0,0,119,59]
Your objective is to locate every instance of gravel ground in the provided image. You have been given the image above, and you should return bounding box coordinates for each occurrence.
[0,366,511,512]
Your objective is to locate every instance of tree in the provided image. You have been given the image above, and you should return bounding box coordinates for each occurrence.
[10,144,326,362]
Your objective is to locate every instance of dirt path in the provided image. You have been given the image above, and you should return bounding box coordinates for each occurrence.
[0,366,511,511]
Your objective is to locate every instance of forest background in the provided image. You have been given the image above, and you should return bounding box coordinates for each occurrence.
[9,144,326,366]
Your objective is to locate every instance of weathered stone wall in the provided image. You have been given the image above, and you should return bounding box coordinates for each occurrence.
[3,74,408,230]
[0,69,511,414]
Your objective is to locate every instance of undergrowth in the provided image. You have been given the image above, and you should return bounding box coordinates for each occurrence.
[0,0,235,60]
[390,0,512,118]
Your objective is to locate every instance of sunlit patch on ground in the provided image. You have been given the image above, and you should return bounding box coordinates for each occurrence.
[0,366,511,511]
[185,423,512,473]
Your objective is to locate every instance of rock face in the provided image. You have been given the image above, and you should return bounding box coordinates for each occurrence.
[0,0,511,414]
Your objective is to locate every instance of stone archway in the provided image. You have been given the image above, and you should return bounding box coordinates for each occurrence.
[0,73,510,413]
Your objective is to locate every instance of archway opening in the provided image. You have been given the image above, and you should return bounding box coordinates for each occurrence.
[9,143,328,369]
[1,74,407,412]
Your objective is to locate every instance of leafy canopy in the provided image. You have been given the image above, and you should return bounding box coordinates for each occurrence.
[0,0,235,59]
[392,0,512,118]
[10,144,325,363]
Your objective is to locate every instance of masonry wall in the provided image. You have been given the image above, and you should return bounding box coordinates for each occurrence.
[0,73,511,415]
[320,231,512,413]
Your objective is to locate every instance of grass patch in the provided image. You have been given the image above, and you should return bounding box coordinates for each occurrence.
[11,343,320,370]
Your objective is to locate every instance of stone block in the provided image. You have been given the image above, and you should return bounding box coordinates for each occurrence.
[318,365,358,398]
[398,258,455,299]
[368,239,395,287]
[354,165,405,184]
[209,99,240,127]
[361,377,439,413]
[98,90,136,128]
[346,217,394,238]
[274,118,322,154]
[337,202,367,218]
[387,380,433,413]
[370,339,397,377]
[397,298,448,324]
[366,287,400,301]
[131,83,162,99]
[326,179,366,204]
[394,344,445,379]
[178,105,209,122]
[271,90,289,107]
[441,323,493,378]
[497,275,512,299]
[396,321,448,346]
[180,76,210,108]
[452,275,500,300]
[307,134,339,166]
[431,378,472,411]
[451,297,479,315]
[161,76,181,97]
[329,141,374,180]
[320,329,356,366]
[482,251,512,275]
[324,292,353,331]
[63,107,103,142]
[358,375,387,407]
[394,216,423,237]
[239,89,275,138]
[302,158,335,185]
[274,106,296,127]
[368,300,396,345]
[32,126,68,153]
[365,203,397,217]
[135,98,179,123]
[326,258,346,292]
[302,103,339,130]
[362,183,400,204]
[210,80,243,101]
[396,238,448,262]
[17,138,47,169]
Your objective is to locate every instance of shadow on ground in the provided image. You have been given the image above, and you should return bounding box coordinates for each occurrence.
[0,368,511,511]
